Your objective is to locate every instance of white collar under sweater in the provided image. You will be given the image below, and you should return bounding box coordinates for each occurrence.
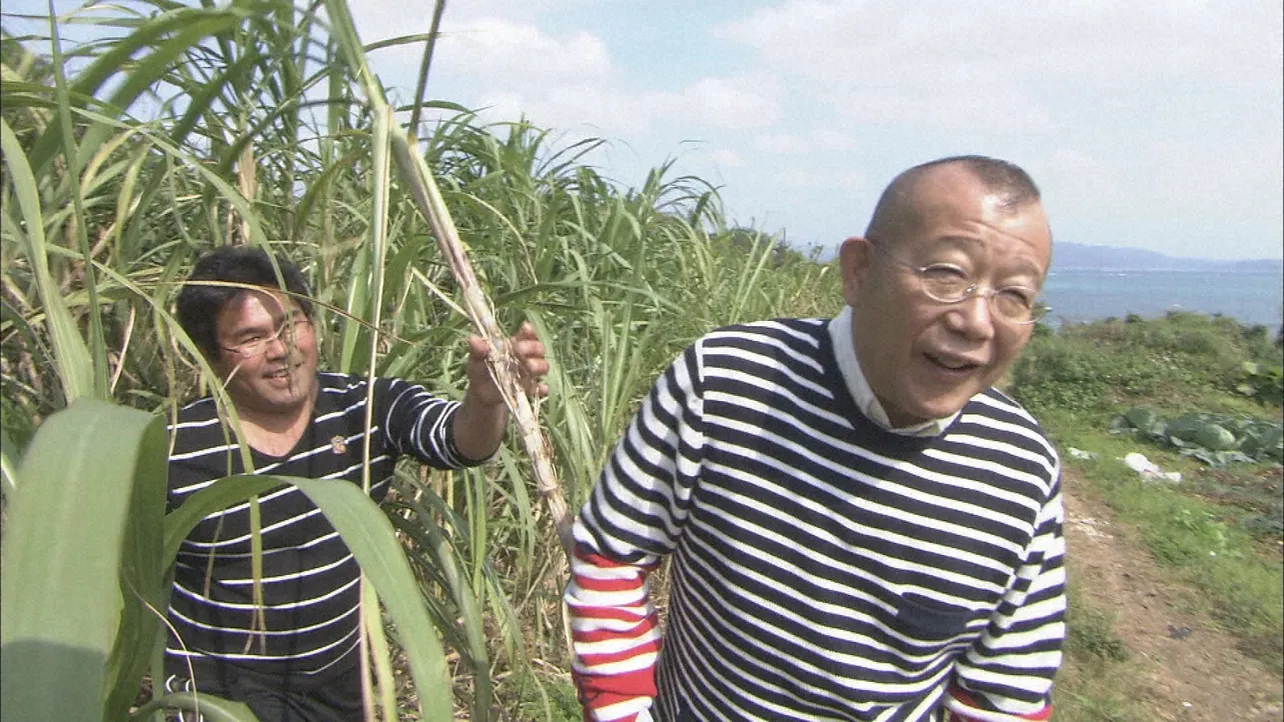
[826,306,960,437]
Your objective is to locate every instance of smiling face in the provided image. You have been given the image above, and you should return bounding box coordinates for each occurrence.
[841,164,1052,427]
[212,289,318,424]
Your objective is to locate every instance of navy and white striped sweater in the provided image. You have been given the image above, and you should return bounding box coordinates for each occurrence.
[166,372,476,677]
[566,318,1065,722]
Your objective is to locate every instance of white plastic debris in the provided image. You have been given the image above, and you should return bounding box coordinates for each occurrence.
[1066,447,1099,460]
[1121,452,1182,484]
[1123,452,1159,473]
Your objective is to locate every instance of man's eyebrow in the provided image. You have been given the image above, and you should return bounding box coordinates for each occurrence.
[931,236,1044,277]
[278,309,307,325]
[229,327,267,342]
[229,314,278,336]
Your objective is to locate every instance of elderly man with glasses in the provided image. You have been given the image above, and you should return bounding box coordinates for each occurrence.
[163,246,548,721]
[567,156,1064,722]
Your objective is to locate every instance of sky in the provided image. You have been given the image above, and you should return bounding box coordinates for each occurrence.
[9,1,1284,260]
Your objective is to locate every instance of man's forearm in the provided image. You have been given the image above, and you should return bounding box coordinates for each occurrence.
[450,394,509,462]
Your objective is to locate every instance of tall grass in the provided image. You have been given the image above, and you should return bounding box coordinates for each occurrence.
[1,1,842,717]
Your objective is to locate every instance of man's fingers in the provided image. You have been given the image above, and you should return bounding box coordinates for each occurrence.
[511,338,546,361]
[467,336,491,359]
[468,329,548,389]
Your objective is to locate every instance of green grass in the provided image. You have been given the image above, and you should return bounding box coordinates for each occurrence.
[1015,312,1282,416]
[1056,572,1146,722]
[494,666,580,722]
[1064,583,1129,664]
[1036,408,1284,675]
[1012,314,1284,715]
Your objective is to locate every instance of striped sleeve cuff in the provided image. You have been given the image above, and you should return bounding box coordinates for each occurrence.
[566,546,661,722]
[944,686,1052,722]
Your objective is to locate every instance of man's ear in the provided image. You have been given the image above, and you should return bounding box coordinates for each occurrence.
[839,236,874,307]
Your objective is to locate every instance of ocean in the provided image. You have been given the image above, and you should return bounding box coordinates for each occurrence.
[1040,268,1284,329]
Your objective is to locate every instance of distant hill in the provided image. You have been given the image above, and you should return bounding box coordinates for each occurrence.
[1051,242,1284,273]
[806,240,1282,272]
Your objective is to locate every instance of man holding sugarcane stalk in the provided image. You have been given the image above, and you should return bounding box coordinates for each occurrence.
[567,156,1066,722]
[164,246,549,721]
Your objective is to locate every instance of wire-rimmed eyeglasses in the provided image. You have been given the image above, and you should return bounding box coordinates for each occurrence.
[868,241,1049,325]
[220,314,314,357]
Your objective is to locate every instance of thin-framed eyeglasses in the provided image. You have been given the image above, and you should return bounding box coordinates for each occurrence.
[868,240,1050,325]
[220,314,314,357]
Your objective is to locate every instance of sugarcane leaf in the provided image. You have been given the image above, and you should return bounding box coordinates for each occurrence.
[162,475,285,563]
[162,473,455,720]
[0,116,96,405]
[128,691,258,721]
[291,477,453,722]
[0,399,168,722]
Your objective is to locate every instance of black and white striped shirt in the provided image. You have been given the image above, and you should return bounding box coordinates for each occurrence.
[166,372,476,676]
[567,318,1065,722]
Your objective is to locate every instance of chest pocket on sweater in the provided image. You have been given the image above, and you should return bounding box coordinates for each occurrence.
[895,592,975,641]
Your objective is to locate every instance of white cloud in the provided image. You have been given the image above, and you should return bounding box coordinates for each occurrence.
[832,170,869,191]
[678,76,781,129]
[754,129,858,155]
[774,168,868,191]
[343,0,1280,258]
[717,1,1281,130]
[754,133,812,154]
[812,130,856,152]
[458,76,777,143]
[1038,149,1118,193]
[356,6,781,142]
[434,18,612,86]
[709,148,748,168]
[1136,137,1284,218]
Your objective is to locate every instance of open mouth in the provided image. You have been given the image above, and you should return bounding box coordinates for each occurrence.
[264,366,295,380]
[925,352,981,373]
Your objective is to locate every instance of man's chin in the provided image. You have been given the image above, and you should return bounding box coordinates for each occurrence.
[259,383,314,409]
[893,394,974,426]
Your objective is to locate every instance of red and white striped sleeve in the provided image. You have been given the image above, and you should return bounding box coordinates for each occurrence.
[565,546,663,722]
[564,343,708,721]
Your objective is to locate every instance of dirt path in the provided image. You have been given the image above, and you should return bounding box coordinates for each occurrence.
[1062,468,1283,721]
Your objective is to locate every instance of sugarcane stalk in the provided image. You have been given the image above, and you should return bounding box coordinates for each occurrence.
[390,133,573,554]
[323,0,572,553]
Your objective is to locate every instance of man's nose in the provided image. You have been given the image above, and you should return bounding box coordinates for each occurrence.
[262,331,290,358]
[947,291,997,341]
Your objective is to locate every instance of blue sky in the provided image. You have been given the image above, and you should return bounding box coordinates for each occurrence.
[9,1,1283,260]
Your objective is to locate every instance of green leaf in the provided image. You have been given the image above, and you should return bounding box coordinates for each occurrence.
[26,6,247,178]
[163,474,455,720]
[291,477,453,722]
[128,691,258,721]
[385,484,494,721]
[162,475,285,563]
[0,399,168,722]
[0,117,96,405]
[0,425,19,499]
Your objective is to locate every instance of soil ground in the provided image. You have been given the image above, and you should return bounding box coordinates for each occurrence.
[1062,468,1284,721]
